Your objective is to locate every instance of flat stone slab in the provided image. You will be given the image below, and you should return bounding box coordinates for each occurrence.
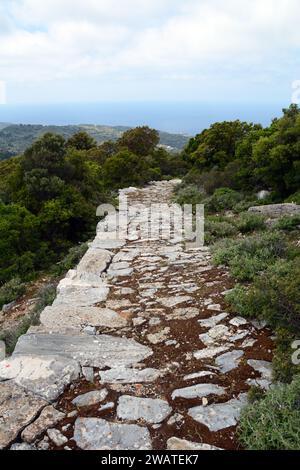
[73,418,152,450]
[198,313,228,328]
[188,394,248,432]
[215,350,244,373]
[99,367,160,384]
[172,383,226,400]
[72,389,108,407]
[0,381,47,449]
[53,285,109,307]
[89,238,126,250]
[13,333,153,368]
[158,296,192,308]
[40,306,127,331]
[21,405,65,443]
[247,359,272,389]
[167,437,222,450]
[117,396,172,424]
[0,355,80,401]
[167,307,199,320]
[77,248,111,275]
[194,346,229,360]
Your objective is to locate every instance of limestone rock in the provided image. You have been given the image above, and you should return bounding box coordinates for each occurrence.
[77,248,111,275]
[198,313,228,328]
[117,395,171,424]
[40,306,127,331]
[22,405,65,443]
[158,296,192,308]
[72,389,108,408]
[167,437,222,450]
[99,367,160,384]
[194,346,229,360]
[188,394,248,431]
[172,383,225,400]
[0,381,47,449]
[53,285,109,307]
[47,428,68,447]
[0,355,80,401]
[215,350,244,373]
[13,333,153,369]
[73,418,152,450]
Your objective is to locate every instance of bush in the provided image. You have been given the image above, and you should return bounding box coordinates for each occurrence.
[0,277,26,309]
[274,215,300,232]
[0,283,57,354]
[212,231,287,281]
[226,258,300,332]
[205,217,238,244]
[203,188,243,213]
[235,212,266,233]
[51,243,88,277]
[238,375,300,450]
[272,328,300,384]
[285,191,300,205]
[173,183,205,206]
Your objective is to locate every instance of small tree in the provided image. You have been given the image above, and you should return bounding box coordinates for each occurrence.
[118,126,159,156]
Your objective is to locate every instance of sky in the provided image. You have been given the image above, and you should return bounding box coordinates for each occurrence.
[0,0,300,127]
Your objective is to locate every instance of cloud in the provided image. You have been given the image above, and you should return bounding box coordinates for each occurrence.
[0,0,299,101]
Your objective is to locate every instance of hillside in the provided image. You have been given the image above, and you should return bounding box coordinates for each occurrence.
[0,123,189,160]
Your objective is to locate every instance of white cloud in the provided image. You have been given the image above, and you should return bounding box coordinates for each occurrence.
[0,0,300,100]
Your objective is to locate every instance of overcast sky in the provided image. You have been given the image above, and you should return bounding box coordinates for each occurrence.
[0,0,300,105]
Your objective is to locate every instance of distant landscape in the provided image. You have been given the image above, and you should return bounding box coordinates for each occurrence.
[0,123,189,160]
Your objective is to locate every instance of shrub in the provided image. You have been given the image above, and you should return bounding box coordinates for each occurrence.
[272,328,300,384]
[212,231,287,281]
[203,188,243,213]
[173,183,205,206]
[235,212,266,233]
[51,243,88,277]
[285,191,300,205]
[205,217,238,244]
[226,258,300,332]
[0,283,57,354]
[274,215,300,232]
[238,375,300,450]
[0,277,26,309]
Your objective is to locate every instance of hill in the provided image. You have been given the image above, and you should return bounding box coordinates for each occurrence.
[0,123,189,160]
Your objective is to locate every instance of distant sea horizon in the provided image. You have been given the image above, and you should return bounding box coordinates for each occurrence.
[0,101,286,135]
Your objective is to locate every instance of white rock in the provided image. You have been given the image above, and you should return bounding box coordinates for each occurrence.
[117,396,172,424]
[172,383,226,400]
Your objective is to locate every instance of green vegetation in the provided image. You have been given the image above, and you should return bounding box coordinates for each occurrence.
[0,123,189,159]
[0,277,26,309]
[238,376,300,450]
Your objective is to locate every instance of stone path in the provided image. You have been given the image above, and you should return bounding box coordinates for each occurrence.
[0,181,274,450]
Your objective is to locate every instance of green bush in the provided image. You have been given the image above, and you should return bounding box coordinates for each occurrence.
[205,217,238,244]
[203,188,243,213]
[51,243,88,277]
[235,212,266,233]
[0,277,26,309]
[212,231,287,281]
[274,215,300,232]
[238,375,300,450]
[272,328,300,384]
[285,191,300,205]
[226,258,300,332]
[173,183,205,206]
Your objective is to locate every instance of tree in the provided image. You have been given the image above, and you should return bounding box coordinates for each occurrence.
[22,133,66,175]
[66,131,97,151]
[118,126,159,156]
[102,149,151,188]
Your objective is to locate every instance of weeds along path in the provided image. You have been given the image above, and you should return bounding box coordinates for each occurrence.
[0,180,273,450]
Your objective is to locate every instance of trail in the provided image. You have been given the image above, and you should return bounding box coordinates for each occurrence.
[0,180,273,450]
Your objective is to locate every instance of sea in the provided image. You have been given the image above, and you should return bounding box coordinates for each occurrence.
[0,101,285,135]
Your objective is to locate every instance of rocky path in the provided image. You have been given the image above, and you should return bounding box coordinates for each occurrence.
[0,181,273,451]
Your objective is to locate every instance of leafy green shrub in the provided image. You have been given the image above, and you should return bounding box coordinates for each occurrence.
[247,385,266,403]
[203,188,243,213]
[238,375,300,450]
[285,191,300,205]
[226,258,300,332]
[274,215,300,232]
[272,328,300,384]
[0,277,26,309]
[212,231,287,281]
[235,212,266,233]
[205,217,238,244]
[51,243,88,277]
[173,183,205,206]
